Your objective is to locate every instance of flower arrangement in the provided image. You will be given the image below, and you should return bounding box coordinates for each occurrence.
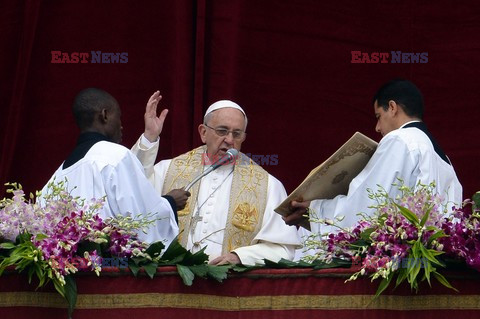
[302,180,480,297]
[0,181,229,317]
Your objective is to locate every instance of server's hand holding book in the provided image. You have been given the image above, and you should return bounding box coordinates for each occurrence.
[275,132,378,229]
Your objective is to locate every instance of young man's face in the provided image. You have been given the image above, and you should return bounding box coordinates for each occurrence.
[374,100,397,137]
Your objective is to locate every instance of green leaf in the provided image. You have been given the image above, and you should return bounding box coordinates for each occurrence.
[428,250,444,257]
[35,264,46,287]
[182,247,209,265]
[144,241,166,259]
[432,271,458,292]
[351,238,370,248]
[76,241,102,258]
[128,261,141,277]
[395,204,419,226]
[53,279,66,298]
[374,273,394,298]
[427,230,448,247]
[157,253,186,266]
[143,262,158,279]
[188,264,209,277]
[176,264,195,286]
[420,206,432,227]
[411,241,421,258]
[418,244,444,267]
[130,257,145,266]
[406,244,422,290]
[0,242,16,250]
[64,276,78,319]
[407,260,421,290]
[230,264,255,272]
[422,260,432,286]
[360,227,376,241]
[395,268,408,288]
[472,191,480,210]
[264,258,296,268]
[15,232,33,244]
[34,233,48,241]
[312,258,352,269]
[160,238,187,261]
[206,264,230,282]
[27,265,35,284]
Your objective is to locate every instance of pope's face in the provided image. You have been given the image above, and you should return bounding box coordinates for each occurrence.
[198,108,246,162]
[374,101,396,137]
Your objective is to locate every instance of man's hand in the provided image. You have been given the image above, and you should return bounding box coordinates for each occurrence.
[209,252,241,265]
[165,188,191,211]
[144,90,169,143]
[282,200,311,230]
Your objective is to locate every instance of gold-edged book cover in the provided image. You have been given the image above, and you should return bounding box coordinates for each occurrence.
[275,132,378,227]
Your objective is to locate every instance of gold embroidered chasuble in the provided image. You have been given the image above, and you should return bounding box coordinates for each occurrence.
[162,146,269,254]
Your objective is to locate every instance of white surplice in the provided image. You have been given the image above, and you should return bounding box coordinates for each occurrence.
[309,125,463,235]
[41,141,179,247]
[132,135,301,265]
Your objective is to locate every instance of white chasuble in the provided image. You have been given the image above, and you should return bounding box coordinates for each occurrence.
[162,146,268,255]
[131,136,302,264]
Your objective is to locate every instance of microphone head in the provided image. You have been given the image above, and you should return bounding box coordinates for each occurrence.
[226,148,239,158]
[210,148,239,170]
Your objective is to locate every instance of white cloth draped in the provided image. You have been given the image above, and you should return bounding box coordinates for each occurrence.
[41,141,179,247]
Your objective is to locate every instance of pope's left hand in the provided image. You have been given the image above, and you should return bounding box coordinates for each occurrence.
[209,252,241,265]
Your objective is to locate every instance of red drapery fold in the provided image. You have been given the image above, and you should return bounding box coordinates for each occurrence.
[0,1,42,195]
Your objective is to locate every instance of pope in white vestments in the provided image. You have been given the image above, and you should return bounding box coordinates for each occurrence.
[132,93,301,265]
[41,88,179,247]
[284,79,463,238]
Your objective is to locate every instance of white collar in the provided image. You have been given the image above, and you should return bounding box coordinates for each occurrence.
[400,120,421,129]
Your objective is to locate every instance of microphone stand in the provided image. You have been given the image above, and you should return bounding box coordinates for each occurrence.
[184,149,238,191]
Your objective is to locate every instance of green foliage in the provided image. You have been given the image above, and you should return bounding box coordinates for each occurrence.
[473,191,480,211]
[128,237,230,286]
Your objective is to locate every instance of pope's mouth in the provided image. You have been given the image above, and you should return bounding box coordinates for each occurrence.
[218,147,229,155]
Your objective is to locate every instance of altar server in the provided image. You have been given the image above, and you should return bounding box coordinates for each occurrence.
[284,79,462,235]
[42,88,186,247]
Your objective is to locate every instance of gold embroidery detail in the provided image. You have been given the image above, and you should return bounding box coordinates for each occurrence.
[2,292,479,310]
[163,148,268,253]
[232,203,258,232]
[222,155,268,254]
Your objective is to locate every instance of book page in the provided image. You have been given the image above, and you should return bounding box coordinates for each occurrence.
[275,132,378,220]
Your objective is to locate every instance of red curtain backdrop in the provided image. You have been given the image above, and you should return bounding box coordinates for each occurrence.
[1,0,479,198]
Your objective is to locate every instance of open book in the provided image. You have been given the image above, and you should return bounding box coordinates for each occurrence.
[275,132,378,227]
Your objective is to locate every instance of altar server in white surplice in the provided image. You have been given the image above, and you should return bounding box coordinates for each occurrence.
[131,92,301,265]
[41,88,187,247]
[283,79,463,236]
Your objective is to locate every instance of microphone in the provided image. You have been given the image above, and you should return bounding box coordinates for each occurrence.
[184,148,239,191]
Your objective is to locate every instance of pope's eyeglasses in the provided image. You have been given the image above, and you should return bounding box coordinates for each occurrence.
[204,124,246,140]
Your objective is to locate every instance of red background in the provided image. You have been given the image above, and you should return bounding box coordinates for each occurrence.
[1,0,479,198]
